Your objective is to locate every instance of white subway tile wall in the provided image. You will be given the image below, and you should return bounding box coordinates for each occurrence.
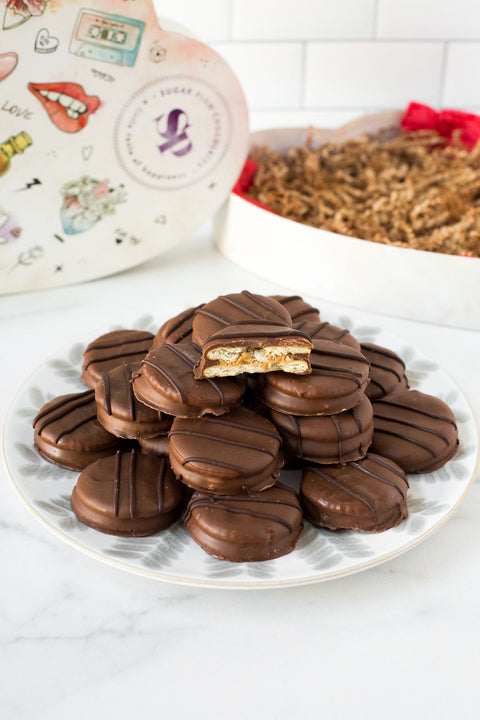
[155,0,480,128]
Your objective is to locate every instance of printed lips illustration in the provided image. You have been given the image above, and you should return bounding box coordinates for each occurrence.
[28,81,100,133]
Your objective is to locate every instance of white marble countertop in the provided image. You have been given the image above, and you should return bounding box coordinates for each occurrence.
[2,226,480,720]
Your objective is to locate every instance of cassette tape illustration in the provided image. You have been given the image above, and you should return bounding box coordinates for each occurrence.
[70,9,145,67]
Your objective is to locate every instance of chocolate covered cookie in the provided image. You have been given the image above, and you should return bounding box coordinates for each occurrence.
[132,343,244,418]
[191,291,292,346]
[184,483,303,562]
[153,305,203,347]
[295,319,361,352]
[271,295,320,323]
[139,434,170,456]
[71,448,184,536]
[270,395,374,464]
[361,343,409,401]
[261,338,369,415]
[34,390,122,471]
[95,362,173,439]
[371,390,458,473]
[81,329,154,389]
[194,322,313,378]
[168,407,284,494]
[301,453,408,532]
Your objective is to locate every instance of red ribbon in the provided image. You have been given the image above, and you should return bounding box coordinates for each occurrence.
[402,101,480,150]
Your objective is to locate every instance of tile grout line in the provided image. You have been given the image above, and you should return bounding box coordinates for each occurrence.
[438,41,449,108]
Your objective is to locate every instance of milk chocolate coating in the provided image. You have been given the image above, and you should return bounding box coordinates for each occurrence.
[361,343,409,401]
[194,321,313,379]
[81,329,154,389]
[295,319,361,352]
[132,342,245,418]
[95,362,173,439]
[261,337,369,415]
[191,291,292,346]
[153,305,203,347]
[168,407,284,494]
[139,434,170,456]
[270,395,374,464]
[184,483,303,562]
[71,448,184,536]
[301,453,408,532]
[371,389,459,473]
[33,390,122,471]
[271,295,320,323]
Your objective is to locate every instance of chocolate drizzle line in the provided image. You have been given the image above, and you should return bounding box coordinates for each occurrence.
[86,333,152,351]
[182,456,249,476]
[54,413,98,442]
[196,415,281,441]
[166,306,201,336]
[365,452,409,486]
[373,427,437,456]
[285,414,303,456]
[142,357,187,403]
[349,458,407,500]
[129,449,137,519]
[361,344,406,370]
[330,414,345,465]
[207,326,310,342]
[114,450,121,517]
[169,429,278,458]
[123,363,136,421]
[102,372,112,415]
[185,492,299,532]
[34,390,94,428]
[242,290,288,322]
[308,466,376,512]
[84,348,151,370]
[374,397,457,427]
[157,456,166,513]
[166,344,226,404]
[374,412,451,445]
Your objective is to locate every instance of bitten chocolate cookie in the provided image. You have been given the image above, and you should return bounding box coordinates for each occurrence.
[191,290,292,346]
[132,343,244,418]
[168,407,284,494]
[270,295,320,323]
[184,483,303,562]
[361,343,409,401]
[71,448,184,536]
[295,319,361,352]
[371,389,459,473]
[33,390,122,471]
[152,305,203,347]
[81,329,154,389]
[270,395,374,464]
[194,322,313,378]
[261,338,369,415]
[300,453,408,532]
[95,362,173,439]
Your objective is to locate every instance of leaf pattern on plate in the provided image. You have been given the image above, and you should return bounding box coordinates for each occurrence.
[15,442,71,481]
[35,494,86,532]
[109,314,158,335]
[15,386,55,421]
[104,521,190,569]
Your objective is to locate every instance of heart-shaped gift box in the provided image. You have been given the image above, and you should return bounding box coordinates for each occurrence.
[0,0,248,293]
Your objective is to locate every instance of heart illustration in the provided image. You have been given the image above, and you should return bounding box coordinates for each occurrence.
[35,28,59,54]
[0,52,18,83]
[82,146,93,161]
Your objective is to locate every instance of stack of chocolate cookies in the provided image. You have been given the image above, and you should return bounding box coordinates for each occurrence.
[32,291,459,563]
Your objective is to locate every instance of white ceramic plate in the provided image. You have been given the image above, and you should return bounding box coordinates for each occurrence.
[2,311,478,588]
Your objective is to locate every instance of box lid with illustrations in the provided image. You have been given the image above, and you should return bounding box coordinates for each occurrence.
[0,0,248,294]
